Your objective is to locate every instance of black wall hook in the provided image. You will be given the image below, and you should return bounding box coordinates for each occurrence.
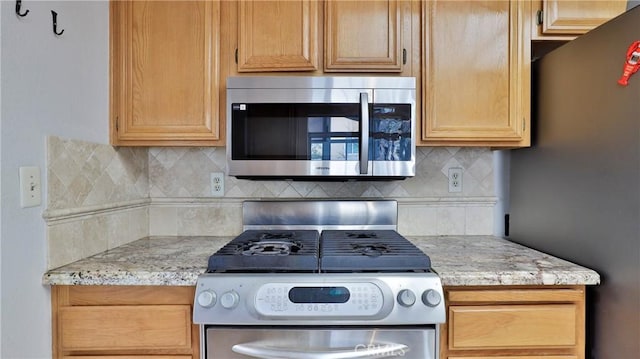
[51,10,64,36]
[16,0,29,17]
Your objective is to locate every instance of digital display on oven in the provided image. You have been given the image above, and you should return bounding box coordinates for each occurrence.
[288,286,350,303]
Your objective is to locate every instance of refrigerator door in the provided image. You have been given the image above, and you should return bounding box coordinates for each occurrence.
[510,6,640,359]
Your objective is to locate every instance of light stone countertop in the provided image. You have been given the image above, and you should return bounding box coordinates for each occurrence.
[42,235,600,287]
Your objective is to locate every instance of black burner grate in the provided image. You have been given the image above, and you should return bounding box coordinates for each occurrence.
[207,230,320,272]
[319,230,431,272]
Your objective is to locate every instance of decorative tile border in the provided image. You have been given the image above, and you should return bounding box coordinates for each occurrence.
[148,197,496,237]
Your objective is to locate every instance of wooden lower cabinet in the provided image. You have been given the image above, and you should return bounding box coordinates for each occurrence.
[52,286,199,359]
[441,286,585,359]
[64,357,191,359]
[449,357,577,359]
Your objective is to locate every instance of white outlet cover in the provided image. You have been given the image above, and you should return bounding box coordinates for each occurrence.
[210,172,225,197]
[448,167,463,193]
[19,166,41,208]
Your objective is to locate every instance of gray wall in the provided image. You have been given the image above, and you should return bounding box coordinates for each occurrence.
[0,1,108,357]
[510,7,640,358]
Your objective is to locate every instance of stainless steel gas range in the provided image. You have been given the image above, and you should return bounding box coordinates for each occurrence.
[193,200,445,359]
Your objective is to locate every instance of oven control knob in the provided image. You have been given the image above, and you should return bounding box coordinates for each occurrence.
[197,290,217,308]
[397,289,416,307]
[220,291,240,309]
[422,289,442,307]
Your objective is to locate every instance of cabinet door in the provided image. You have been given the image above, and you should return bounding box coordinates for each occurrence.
[422,0,530,147]
[52,286,198,359]
[449,305,577,350]
[441,287,585,359]
[110,1,220,146]
[324,0,402,72]
[541,0,627,36]
[238,0,318,72]
[449,356,577,359]
[60,305,192,351]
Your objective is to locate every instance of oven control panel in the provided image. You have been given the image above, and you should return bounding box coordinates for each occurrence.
[254,282,385,318]
[193,273,445,325]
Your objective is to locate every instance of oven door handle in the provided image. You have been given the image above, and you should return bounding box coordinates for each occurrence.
[232,341,408,359]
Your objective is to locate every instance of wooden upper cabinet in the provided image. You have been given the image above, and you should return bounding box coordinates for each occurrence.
[237,0,318,72]
[422,0,530,147]
[324,0,403,72]
[110,0,221,146]
[535,0,627,39]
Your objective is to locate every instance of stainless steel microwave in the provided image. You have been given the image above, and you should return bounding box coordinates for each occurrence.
[227,76,416,179]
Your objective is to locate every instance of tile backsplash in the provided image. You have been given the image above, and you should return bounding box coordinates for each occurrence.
[149,146,494,198]
[45,136,496,268]
[47,136,148,210]
[45,136,150,269]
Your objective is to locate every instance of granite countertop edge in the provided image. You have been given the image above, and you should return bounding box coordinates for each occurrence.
[42,235,601,287]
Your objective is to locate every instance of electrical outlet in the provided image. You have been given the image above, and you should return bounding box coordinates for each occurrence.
[19,166,41,208]
[210,172,225,197]
[448,167,463,193]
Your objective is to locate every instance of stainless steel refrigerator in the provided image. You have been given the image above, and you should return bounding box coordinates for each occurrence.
[509,5,640,359]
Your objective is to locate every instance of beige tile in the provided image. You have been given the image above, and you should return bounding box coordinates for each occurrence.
[106,211,130,249]
[436,207,466,235]
[465,206,494,235]
[129,207,149,241]
[149,206,178,236]
[48,221,84,269]
[81,216,109,258]
[46,136,149,211]
[398,205,438,236]
[177,205,243,236]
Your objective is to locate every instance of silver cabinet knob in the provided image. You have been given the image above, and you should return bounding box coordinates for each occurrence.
[220,290,240,309]
[422,289,442,307]
[197,290,217,308]
[397,289,417,307]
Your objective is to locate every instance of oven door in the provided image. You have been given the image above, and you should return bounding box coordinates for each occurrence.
[204,326,437,359]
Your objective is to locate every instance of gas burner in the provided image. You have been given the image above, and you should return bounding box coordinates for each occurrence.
[351,243,389,257]
[259,232,295,240]
[240,240,302,256]
[347,232,378,239]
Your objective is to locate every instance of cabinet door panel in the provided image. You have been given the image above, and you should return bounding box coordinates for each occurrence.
[449,304,577,350]
[542,0,627,35]
[325,0,402,72]
[111,0,220,145]
[449,356,577,359]
[111,1,219,145]
[238,0,318,71]
[67,285,194,306]
[422,0,529,145]
[60,305,191,351]
[65,357,191,359]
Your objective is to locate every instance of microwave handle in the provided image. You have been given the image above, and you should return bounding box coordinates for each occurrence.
[360,92,369,175]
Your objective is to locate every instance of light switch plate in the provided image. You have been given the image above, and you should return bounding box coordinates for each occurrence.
[19,166,41,208]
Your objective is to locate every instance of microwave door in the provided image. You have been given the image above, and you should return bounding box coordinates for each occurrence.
[227,89,373,178]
